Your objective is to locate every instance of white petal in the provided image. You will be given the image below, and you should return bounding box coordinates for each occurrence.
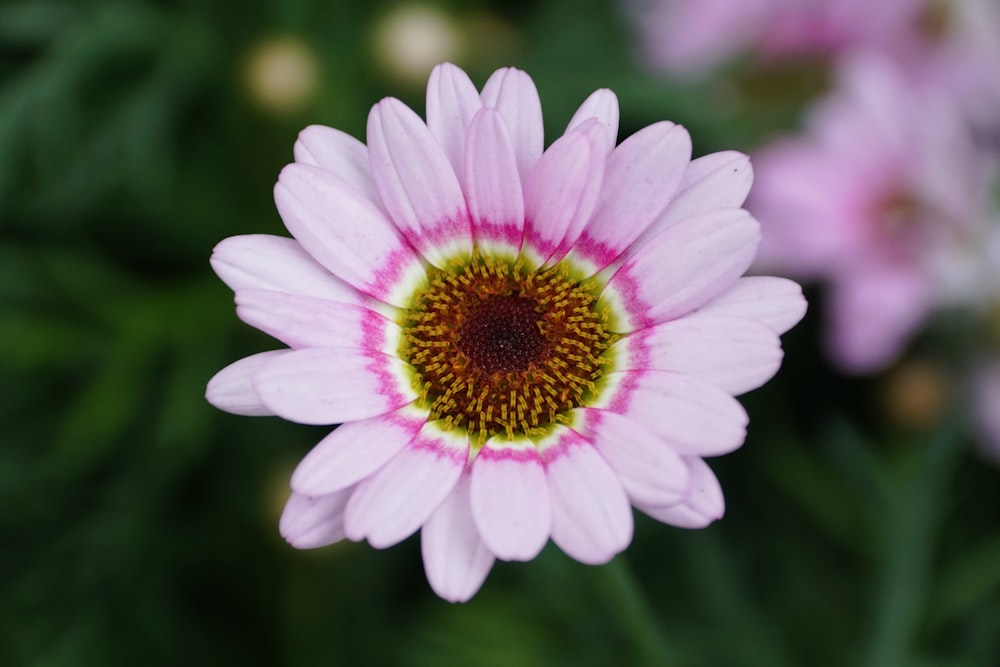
[211,234,360,302]
[345,424,468,548]
[470,439,551,561]
[422,473,495,603]
[696,276,807,335]
[426,63,483,178]
[291,408,426,496]
[464,108,525,252]
[543,427,633,565]
[480,67,544,182]
[576,408,690,508]
[293,125,381,205]
[252,347,416,425]
[638,457,725,529]
[605,208,761,330]
[566,88,619,149]
[367,97,473,264]
[235,288,399,352]
[621,314,783,395]
[279,488,354,549]
[274,164,425,307]
[574,121,691,269]
[597,370,748,457]
[522,120,607,263]
[206,350,286,416]
[643,150,754,241]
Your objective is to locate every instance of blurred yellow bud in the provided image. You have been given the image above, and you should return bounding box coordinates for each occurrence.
[372,5,464,86]
[244,36,319,114]
[882,360,951,431]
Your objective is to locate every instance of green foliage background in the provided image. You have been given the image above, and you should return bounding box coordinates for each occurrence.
[2,1,998,665]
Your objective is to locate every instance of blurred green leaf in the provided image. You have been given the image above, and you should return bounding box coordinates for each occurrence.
[0,1,78,46]
[928,535,1000,629]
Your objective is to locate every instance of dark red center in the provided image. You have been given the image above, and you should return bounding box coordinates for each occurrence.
[457,295,546,374]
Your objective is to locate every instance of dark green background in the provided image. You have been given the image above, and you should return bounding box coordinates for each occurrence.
[3,1,998,665]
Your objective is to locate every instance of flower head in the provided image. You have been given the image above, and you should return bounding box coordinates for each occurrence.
[633,0,1000,145]
[630,0,916,77]
[751,54,992,372]
[206,63,806,602]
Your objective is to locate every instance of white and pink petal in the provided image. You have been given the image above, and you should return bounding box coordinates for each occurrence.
[541,427,633,565]
[426,63,483,178]
[290,406,427,496]
[637,457,725,529]
[344,423,468,548]
[575,408,691,508]
[619,315,783,395]
[421,472,496,603]
[274,164,426,307]
[696,276,807,336]
[252,347,416,425]
[464,108,525,253]
[235,288,400,352]
[595,370,748,457]
[638,151,754,244]
[603,208,761,331]
[470,438,551,561]
[480,67,544,182]
[205,350,286,416]
[522,120,608,264]
[572,121,692,271]
[280,488,354,549]
[367,97,473,264]
[566,88,619,150]
[210,234,361,303]
[293,125,381,206]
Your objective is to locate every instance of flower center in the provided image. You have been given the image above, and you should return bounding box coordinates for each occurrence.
[399,254,615,443]
[458,295,547,373]
[916,0,952,41]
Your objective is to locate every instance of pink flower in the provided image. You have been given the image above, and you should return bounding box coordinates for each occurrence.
[632,0,1000,128]
[206,63,806,602]
[905,0,1000,133]
[630,0,918,76]
[750,54,992,372]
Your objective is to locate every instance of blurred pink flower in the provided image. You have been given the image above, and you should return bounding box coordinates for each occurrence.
[632,0,1000,128]
[631,0,918,76]
[205,63,806,601]
[908,0,1000,133]
[750,54,992,372]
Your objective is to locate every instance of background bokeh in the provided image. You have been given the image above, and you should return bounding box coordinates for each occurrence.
[3,1,999,665]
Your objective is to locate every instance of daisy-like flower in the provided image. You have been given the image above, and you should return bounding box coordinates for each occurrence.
[751,54,992,373]
[631,0,1000,132]
[629,0,913,77]
[206,63,806,602]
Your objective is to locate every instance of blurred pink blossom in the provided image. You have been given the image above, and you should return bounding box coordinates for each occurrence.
[909,0,1000,132]
[750,54,994,372]
[631,0,913,75]
[631,0,1000,126]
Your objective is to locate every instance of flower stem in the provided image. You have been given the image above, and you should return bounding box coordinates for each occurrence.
[598,555,676,666]
[862,423,962,667]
